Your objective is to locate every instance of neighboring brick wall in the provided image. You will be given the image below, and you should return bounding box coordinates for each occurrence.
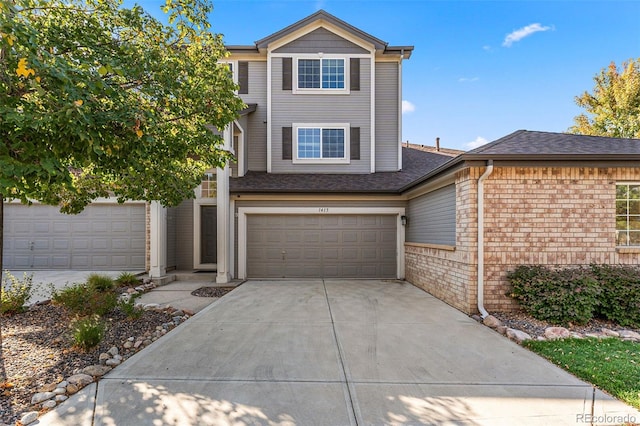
[405,165,640,315]
[405,167,483,314]
[483,166,640,311]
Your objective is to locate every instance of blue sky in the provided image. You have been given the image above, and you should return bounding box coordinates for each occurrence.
[129,0,640,151]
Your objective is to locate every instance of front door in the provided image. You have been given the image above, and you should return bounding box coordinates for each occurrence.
[200,205,217,264]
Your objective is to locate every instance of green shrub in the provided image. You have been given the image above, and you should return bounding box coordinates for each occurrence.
[52,283,118,316]
[115,272,140,287]
[87,273,115,292]
[1,272,33,315]
[118,296,143,320]
[591,264,640,327]
[71,316,105,351]
[507,265,600,325]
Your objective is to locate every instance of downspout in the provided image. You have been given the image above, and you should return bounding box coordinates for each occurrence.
[477,160,494,318]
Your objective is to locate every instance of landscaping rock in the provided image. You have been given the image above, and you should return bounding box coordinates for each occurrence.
[483,315,503,328]
[123,341,133,349]
[507,328,532,343]
[42,400,57,409]
[544,327,570,340]
[99,352,111,364]
[20,411,39,425]
[39,382,58,393]
[53,387,66,395]
[67,373,93,387]
[108,346,119,356]
[619,330,640,340]
[470,314,482,322]
[602,328,620,337]
[82,364,112,377]
[55,395,68,403]
[31,391,56,404]
[105,358,121,367]
[496,325,508,335]
[66,384,79,395]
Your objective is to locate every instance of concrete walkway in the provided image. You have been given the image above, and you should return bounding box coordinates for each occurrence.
[39,280,640,425]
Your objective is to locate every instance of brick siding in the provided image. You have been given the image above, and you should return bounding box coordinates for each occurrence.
[405,165,640,315]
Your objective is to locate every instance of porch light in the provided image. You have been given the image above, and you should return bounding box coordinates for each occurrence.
[401,215,408,226]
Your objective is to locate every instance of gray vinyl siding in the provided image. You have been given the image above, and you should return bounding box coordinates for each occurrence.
[375,62,399,172]
[271,57,371,173]
[166,206,177,270]
[173,199,194,270]
[406,185,456,246]
[241,61,267,172]
[273,28,369,54]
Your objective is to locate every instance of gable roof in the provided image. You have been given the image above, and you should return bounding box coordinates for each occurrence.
[227,10,413,58]
[229,147,452,194]
[465,130,640,160]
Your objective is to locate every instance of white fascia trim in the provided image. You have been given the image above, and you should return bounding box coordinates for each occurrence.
[237,207,405,280]
[193,197,217,270]
[292,122,350,164]
[229,198,235,279]
[234,119,246,177]
[397,56,403,171]
[267,52,272,173]
[370,50,376,173]
[267,20,376,53]
[6,198,146,205]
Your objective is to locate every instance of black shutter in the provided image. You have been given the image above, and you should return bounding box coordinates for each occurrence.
[282,127,292,160]
[350,127,360,160]
[282,58,292,91]
[350,58,360,91]
[238,61,248,94]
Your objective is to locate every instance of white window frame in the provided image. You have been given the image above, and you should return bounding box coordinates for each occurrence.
[293,55,350,95]
[292,123,350,164]
[616,182,640,247]
[218,60,238,92]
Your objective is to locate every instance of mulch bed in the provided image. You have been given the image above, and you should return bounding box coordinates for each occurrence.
[190,287,235,298]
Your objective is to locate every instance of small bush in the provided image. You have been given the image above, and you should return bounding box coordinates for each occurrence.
[1,272,33,315]
[507,265,600,325]
[87,273,115,292]
[115,272,140,287]
[591,264,640,327]
[71,316,105,351]
[52,283,118,316]
[118,296,143,320]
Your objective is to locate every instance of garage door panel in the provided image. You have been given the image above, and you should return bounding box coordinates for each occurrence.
[247,214,397,279]
[4,204,145,270]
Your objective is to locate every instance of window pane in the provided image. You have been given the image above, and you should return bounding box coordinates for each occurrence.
[617,216,628,230]
[630,185,640,199]
[630,231,640,245]
[630,216,640,230]
[321,129,345,158]
[616,184,629,199]
[630,200,640,215]
[616,200,628,215]
[321,59,344,89]
[297,128,320,158]
[298,59,320,88]
[616,230,628,246]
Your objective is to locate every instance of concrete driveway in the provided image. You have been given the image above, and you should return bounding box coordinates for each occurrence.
[40,279,640,425]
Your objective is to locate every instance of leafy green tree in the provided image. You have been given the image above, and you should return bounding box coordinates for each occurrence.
[0,0,244,281]
[569,58,640,138]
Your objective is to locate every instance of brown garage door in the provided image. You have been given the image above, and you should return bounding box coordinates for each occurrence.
[247,214,396,278]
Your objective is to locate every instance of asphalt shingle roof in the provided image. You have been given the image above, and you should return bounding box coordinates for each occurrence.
[466,130,640,158]
[229,147,454,194]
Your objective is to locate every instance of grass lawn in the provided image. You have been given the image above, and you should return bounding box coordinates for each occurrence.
[524,337,640,409]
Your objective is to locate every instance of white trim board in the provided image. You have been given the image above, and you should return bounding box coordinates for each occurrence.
[237,206,405,280]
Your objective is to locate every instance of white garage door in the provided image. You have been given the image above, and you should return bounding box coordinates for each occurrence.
[247,214,397,278]
[3,203,145,270]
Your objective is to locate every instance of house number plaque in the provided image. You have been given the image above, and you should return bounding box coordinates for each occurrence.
[318,208,329,213]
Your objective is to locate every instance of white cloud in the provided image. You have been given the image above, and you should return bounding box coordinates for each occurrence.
[458,77,479,83]
[483,45,492,52]
[502,23,552,47]
[402,100,415,114]
[466,136,489,149]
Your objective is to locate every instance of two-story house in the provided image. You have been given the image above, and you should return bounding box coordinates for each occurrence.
[157,10,453,283]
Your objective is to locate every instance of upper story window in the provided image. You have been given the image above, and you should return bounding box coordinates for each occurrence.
[298,58,345,89]
[292,56,349,94]
[293,123,349,164]
[616,183,640,246]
